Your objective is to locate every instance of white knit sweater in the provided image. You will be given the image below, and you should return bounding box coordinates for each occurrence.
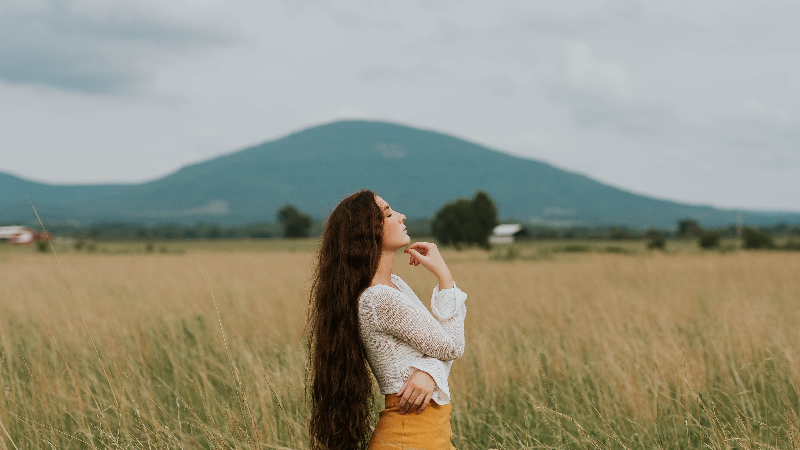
[358,273,468,405]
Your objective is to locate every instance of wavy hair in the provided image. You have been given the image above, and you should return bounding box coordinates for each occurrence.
[307,189,384,450]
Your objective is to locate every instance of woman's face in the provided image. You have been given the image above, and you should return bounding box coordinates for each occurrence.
[375,195,410,251]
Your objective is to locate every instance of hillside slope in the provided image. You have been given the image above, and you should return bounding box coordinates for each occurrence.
[2,121,797,228]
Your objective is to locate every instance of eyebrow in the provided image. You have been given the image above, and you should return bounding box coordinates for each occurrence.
[382,205,390,211]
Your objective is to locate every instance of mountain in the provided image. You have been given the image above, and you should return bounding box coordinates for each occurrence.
[2,120,798,228]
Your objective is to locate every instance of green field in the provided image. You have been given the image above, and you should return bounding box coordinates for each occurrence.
[1,239,799,449]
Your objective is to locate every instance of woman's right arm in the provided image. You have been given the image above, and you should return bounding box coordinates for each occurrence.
[367,288,467,361]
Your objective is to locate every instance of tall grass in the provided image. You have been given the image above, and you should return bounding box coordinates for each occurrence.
[1,248,799,448]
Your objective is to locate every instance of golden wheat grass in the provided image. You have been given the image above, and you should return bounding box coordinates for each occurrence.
[0,245,799,449]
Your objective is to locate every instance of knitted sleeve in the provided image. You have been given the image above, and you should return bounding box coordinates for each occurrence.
[366,286,467,361]
[430,283,468,321]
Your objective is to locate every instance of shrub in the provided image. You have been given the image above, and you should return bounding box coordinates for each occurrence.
[36,240,49,252]
[743,227,774,249]
[645,229,666,250]
[609,227,634,240]
[203,223,222,239]
[699,231,721,249]
[559,244,592,253]
[782,239,800,251]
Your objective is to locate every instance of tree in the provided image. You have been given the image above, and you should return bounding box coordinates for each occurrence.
[743,227,774,249]
[431,191,499,249]
[277,204,312,238]
[472,191,499,246]
[677,219,703,238]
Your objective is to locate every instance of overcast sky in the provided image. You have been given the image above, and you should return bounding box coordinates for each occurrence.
[1,0,799,211]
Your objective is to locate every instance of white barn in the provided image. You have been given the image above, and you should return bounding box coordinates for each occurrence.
[0,226,36,244]
[489,224,525,244]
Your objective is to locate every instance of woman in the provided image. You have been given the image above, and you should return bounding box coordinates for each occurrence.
[307,189,468,450]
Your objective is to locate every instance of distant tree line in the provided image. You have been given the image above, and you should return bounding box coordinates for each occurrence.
[514,218,800,251]
[41,204,315,240]
[53,221,285,241]
[674,218,800,250]
[515,221,800,241]
[427,201,800,251]
[22,197,800,252]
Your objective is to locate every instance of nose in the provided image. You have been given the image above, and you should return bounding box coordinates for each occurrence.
[401,213,406,223]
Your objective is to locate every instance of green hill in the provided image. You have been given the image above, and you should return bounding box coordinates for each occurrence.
[2,120,798,228]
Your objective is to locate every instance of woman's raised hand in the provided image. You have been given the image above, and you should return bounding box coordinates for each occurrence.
[404,242,454,289]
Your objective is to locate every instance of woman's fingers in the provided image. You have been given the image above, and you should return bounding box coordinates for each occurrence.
[398,380,420,413]
[411,390,426,412]
[406,242,432,255]
[396,379,409,400]
[398,388,413,413]
[417,391,434,414]
[408,247,449,279]
[397,390,409,412]
[408,249,434,270]
[407,248,428,262]
[400,387,425,414]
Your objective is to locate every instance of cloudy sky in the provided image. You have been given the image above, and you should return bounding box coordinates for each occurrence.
[1,0,799,211]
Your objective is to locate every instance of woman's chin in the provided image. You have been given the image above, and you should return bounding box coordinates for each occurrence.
[393,237,411,250]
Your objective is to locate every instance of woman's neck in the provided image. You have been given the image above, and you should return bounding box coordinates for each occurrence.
[371,250,396,287]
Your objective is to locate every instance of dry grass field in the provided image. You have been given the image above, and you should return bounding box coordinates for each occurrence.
[1,241,799,449]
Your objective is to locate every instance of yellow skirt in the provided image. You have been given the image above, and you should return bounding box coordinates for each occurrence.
[368,394,456,450]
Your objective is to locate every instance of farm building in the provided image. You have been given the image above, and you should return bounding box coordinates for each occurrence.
[0,226,43,245]
[489,224,527,244]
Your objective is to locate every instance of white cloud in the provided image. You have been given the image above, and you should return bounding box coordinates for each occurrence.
[565,41,631,100]
[1,0,800,211]
[738,99,799,125]
[0,0,237,93]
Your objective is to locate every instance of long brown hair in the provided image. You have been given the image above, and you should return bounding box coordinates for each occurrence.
[307,189,383,450]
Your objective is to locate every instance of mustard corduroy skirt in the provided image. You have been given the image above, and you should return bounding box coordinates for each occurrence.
[368,394,457,450]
